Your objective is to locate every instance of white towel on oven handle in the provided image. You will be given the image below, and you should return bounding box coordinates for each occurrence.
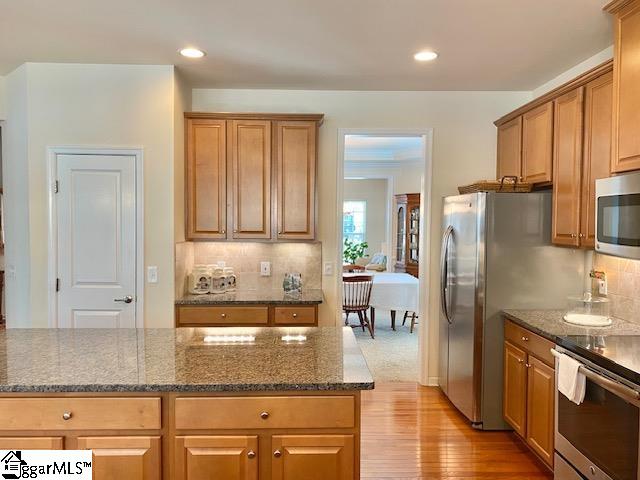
[557,353,586,405]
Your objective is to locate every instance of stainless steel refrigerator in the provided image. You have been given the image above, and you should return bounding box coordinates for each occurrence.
[438,191,584,430]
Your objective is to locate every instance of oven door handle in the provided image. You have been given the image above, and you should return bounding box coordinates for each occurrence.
[551,349,640,403]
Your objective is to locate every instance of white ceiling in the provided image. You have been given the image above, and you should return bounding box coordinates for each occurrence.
[345,135,424,164]
[0,0,613,90]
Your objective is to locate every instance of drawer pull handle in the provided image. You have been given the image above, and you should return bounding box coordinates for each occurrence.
[247,450,256,459]
[62,412,72,421]
[521,336,529,341]
[260,411,269,420]
[292,313,298,318]
[273,450,282,458]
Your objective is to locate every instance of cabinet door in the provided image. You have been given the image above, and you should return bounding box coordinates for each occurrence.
[0,437,63,449]
[276,121,317,240]
[271,435,354,480]
[503,342,527,437]
[552,88,584,247]
[581,72,613,247]
[526,356,555,468]
[230,120,272,239]
[611,1,640,173]
[175,436,258,480]
[186,119,227,239]
[522,102,554,184]
[77,436,161,480]
[497,116,523,180]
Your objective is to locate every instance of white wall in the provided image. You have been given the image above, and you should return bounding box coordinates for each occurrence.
[532,46,613,98]
[4,63,178,328]
[343,179,388,255]
[192,88,530,383]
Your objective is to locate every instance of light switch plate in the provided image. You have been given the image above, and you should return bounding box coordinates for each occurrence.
[598,278,607,296]
[147,266,158,283]
[260,261,271,276]
[323,262,334,276]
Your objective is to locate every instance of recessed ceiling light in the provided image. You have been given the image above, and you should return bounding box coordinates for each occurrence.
[180,47,206,59]
[414,51,438,62]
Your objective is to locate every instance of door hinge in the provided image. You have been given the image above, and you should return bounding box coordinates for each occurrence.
[55,278,60,292]
[53,180,59,194]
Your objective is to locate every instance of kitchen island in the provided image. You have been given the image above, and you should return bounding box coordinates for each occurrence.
[0,326,373,480]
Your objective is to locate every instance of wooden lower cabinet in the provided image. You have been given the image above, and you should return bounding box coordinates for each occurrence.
[271,435,354,480]
[175,304,318,327]
[77,436,161,480]
[503,320,555,469]
[175,436,258,480]
[503,342,527,437]
[526,357,555,466]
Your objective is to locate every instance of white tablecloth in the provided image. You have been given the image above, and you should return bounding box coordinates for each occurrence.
[344,272,419,312]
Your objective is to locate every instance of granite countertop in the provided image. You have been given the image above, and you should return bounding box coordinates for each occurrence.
[0,327,374,393]
[503,309,640,385]
[176,289,324,305]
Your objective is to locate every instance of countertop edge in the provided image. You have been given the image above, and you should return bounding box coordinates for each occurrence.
[0,382,375,393]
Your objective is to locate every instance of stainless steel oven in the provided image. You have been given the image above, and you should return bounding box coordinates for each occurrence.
[596,172,640,259]
[553,346,640,480]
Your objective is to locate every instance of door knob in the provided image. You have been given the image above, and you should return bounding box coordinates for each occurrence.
[114,295,133,304]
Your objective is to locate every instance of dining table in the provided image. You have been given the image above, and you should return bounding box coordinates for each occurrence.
[343,272,419,331]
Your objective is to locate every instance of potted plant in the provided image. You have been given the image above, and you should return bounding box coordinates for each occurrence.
[343,238,368,265]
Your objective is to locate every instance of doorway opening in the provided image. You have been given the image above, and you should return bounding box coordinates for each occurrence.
[336,130,433,383]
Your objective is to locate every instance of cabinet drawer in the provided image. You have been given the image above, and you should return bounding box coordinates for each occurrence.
[504,319,555,366]
[0,397,161,431]
[176,306,269,326]
[273,306,317,325]
[175,396,355,430]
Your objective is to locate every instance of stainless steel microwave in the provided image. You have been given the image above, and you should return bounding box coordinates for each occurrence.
[595,172,640,259]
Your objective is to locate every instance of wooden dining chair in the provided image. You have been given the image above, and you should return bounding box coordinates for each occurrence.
[343,275,375,339]
[402,311,418,333]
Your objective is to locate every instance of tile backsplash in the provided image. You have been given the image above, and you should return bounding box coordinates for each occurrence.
[175,242,322,296]
[593,253,640,324]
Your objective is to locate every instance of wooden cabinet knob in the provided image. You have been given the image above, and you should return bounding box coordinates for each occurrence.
[247,450,256,459]
[62,412,72,421]
[292,313,298,318]
[220,313,226,318]
[260,411,269,420]
[273,450,282,458]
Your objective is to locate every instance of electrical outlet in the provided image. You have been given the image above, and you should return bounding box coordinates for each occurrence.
[147,266,158,283]
[323,262,334,276]
[598,278,608,296]
[260,261,271,276]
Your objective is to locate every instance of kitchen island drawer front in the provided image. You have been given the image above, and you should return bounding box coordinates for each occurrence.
[175,396,355,430]
[176,306,269,326]
[504,320,554,366]
[0,398,161,431]
[273,306,317,325]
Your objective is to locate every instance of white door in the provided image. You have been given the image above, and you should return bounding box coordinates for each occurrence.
[56,154,137,328]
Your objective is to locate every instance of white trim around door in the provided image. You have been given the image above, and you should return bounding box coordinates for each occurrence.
[47,147,144,328]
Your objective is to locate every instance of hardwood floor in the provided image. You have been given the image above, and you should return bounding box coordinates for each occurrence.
[361,383,553,480]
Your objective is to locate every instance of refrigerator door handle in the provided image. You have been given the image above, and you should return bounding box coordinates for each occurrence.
[440,225,453,324]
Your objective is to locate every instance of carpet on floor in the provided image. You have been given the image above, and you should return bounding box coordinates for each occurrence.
[348,312,419,382]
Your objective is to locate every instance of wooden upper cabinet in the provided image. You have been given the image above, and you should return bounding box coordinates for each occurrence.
[271,435,354,480]
[522,102,554,184]
[230,120,272,239]
[503,342,527,437]
[77,436,161,480]
[497,116,523,180]
[581,72,613,247]
[608,0,640,173]
[276,121,317,240]
[186,119,227,239]
[175,436,258,480]
[526,356,555,468]
[552,88,584,247]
